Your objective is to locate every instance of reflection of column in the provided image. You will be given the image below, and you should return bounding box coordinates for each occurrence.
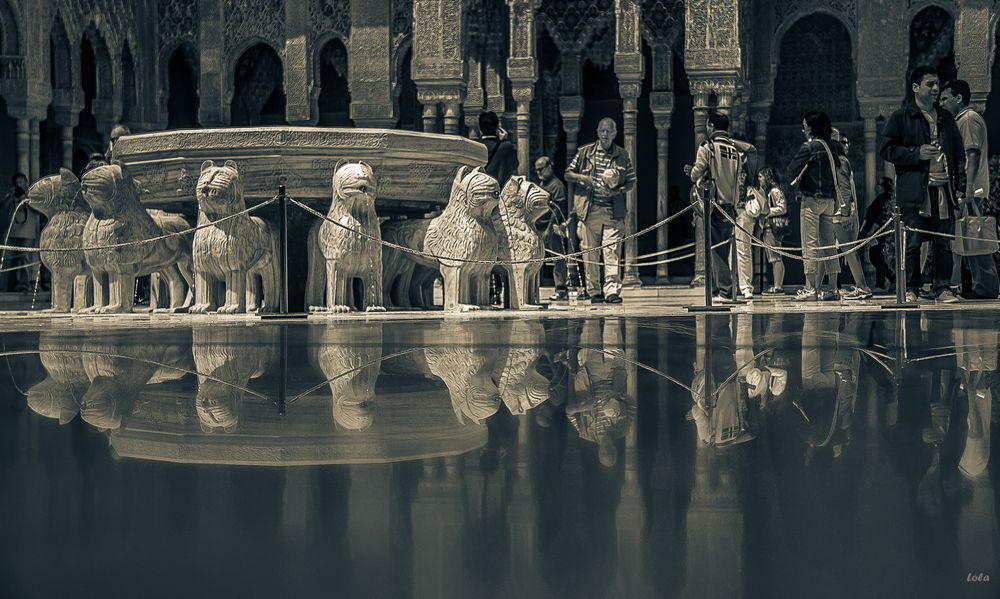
[650,92,674,285]
[15,118,29,178]
[620,83,642,287]
[29,119,40,181]
[61,127,74,170]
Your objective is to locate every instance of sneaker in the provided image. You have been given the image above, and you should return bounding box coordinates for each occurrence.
[576,290,592,302]
[549,289,569,301]
[793,288,818,302]
[741,287,754,300]
[763,286,785,295]
[713,293,735,304]
[919,288,939,301]
[819,290,840,301]
[841,286,873,301]
[590,294,606,304]
[690,276,706,288]
[905,291,919,303]
[605,293,623,304]
[936,289,960,304]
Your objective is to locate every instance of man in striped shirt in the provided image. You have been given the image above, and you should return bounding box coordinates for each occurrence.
[565,118,636,304]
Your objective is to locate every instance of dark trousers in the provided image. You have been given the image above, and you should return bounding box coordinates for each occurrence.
[544,229,569,291]
[901,189,954,293]
[709,205,734,295]
[869,242,893,289]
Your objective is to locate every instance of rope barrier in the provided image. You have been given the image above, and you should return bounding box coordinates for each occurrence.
[0,260,41,274]
[290,196,696,267]
[903,224,1000,245]
[712,200,893,262]
[0,197,277,254]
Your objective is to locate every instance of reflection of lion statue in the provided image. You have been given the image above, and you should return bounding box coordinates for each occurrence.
[494,321,552,415]
[380,167,500,312]
[193,327,277,433]
[191,160,279,314]
[310,323,383,430]
[306,162,385,313]
[494,176,550,309]
[26,169,92,312]
[80,162,194,314]
[424,322,502,424]
[25,332,89,424]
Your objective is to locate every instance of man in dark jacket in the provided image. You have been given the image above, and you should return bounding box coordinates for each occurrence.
[479,111,517,187]
[880,65,966,303]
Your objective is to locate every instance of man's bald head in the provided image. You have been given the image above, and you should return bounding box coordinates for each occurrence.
[597,118,618,150]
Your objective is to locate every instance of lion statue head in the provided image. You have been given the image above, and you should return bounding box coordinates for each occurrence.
[332,397,376,431]
[197,160,245,218]
[196,381,240,433]
[79,379,127,431]
[80,162,142,219]
[500,176,551,226]
[331,161,377,217]
[26,379,84,425]
[26,168,88,218]
[450,166,500,219]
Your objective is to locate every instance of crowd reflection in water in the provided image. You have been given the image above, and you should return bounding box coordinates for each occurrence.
[2,313,999,597]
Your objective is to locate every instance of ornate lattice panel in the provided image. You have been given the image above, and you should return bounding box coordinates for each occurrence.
[223,0,285,56]
[773,0,857,32]
[641,0,684,52]
[63,0,139,51]
[466,0,506,58]
[310,0,350,43]
[159,0,198,50]
[538,0,614,52]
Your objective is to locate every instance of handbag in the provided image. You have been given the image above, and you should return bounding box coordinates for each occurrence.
[745,187,764,218]
[768,215,791,237]
[952,201,999,257]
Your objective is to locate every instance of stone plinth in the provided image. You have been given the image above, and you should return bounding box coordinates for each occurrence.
[112,127,488,208]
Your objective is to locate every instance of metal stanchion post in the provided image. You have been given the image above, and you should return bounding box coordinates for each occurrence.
[687,191,731,312]
[261,183,308,319]
[882,203,917,309]
[277,324,287,416]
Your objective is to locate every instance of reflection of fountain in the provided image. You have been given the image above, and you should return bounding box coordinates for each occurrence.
[192,326,278,433]
[25,331,89,424]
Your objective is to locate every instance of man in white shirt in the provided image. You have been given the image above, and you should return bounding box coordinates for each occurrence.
[939,79,998,299]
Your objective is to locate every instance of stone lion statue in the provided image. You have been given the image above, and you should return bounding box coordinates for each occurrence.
[306,161,386,313]
[80,162,194,314]
[494,176,551,309]
[26,169,92,313]
[191,160,280,314]
[379,167,500,312]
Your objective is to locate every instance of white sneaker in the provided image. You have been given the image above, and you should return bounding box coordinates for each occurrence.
[741,287,754,300]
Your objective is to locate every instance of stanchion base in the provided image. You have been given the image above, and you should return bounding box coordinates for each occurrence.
[260,312,309,320]
[686,305,733,312]
[879,303,919,310]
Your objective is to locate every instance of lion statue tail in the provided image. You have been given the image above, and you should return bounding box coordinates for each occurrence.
[304,219,325,309]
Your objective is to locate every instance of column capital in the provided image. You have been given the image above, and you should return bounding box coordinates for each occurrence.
[416,85,465,105]
[858,98,899,120]
[649,91,674,117]
[559,95,584,120]
[510,83,535,105]
[618,81,642,101]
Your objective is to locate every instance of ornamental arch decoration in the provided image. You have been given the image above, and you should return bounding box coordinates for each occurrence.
[0,0,20,55]
[229,41,287,126]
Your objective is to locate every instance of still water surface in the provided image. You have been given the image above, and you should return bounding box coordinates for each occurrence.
[0,313,998,598]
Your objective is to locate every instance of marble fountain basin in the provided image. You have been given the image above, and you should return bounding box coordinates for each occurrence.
[111,127,488,209]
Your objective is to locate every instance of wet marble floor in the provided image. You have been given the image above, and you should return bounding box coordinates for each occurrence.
[1,312,998,598]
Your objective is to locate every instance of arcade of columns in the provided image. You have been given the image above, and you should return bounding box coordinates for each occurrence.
[5,0,1000,285]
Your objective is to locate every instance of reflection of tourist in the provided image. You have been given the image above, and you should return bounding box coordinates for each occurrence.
[565,319,633,466]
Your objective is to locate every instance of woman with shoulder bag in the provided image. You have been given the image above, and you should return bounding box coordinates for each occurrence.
[755,168,790,295]
[828,133,873,300]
